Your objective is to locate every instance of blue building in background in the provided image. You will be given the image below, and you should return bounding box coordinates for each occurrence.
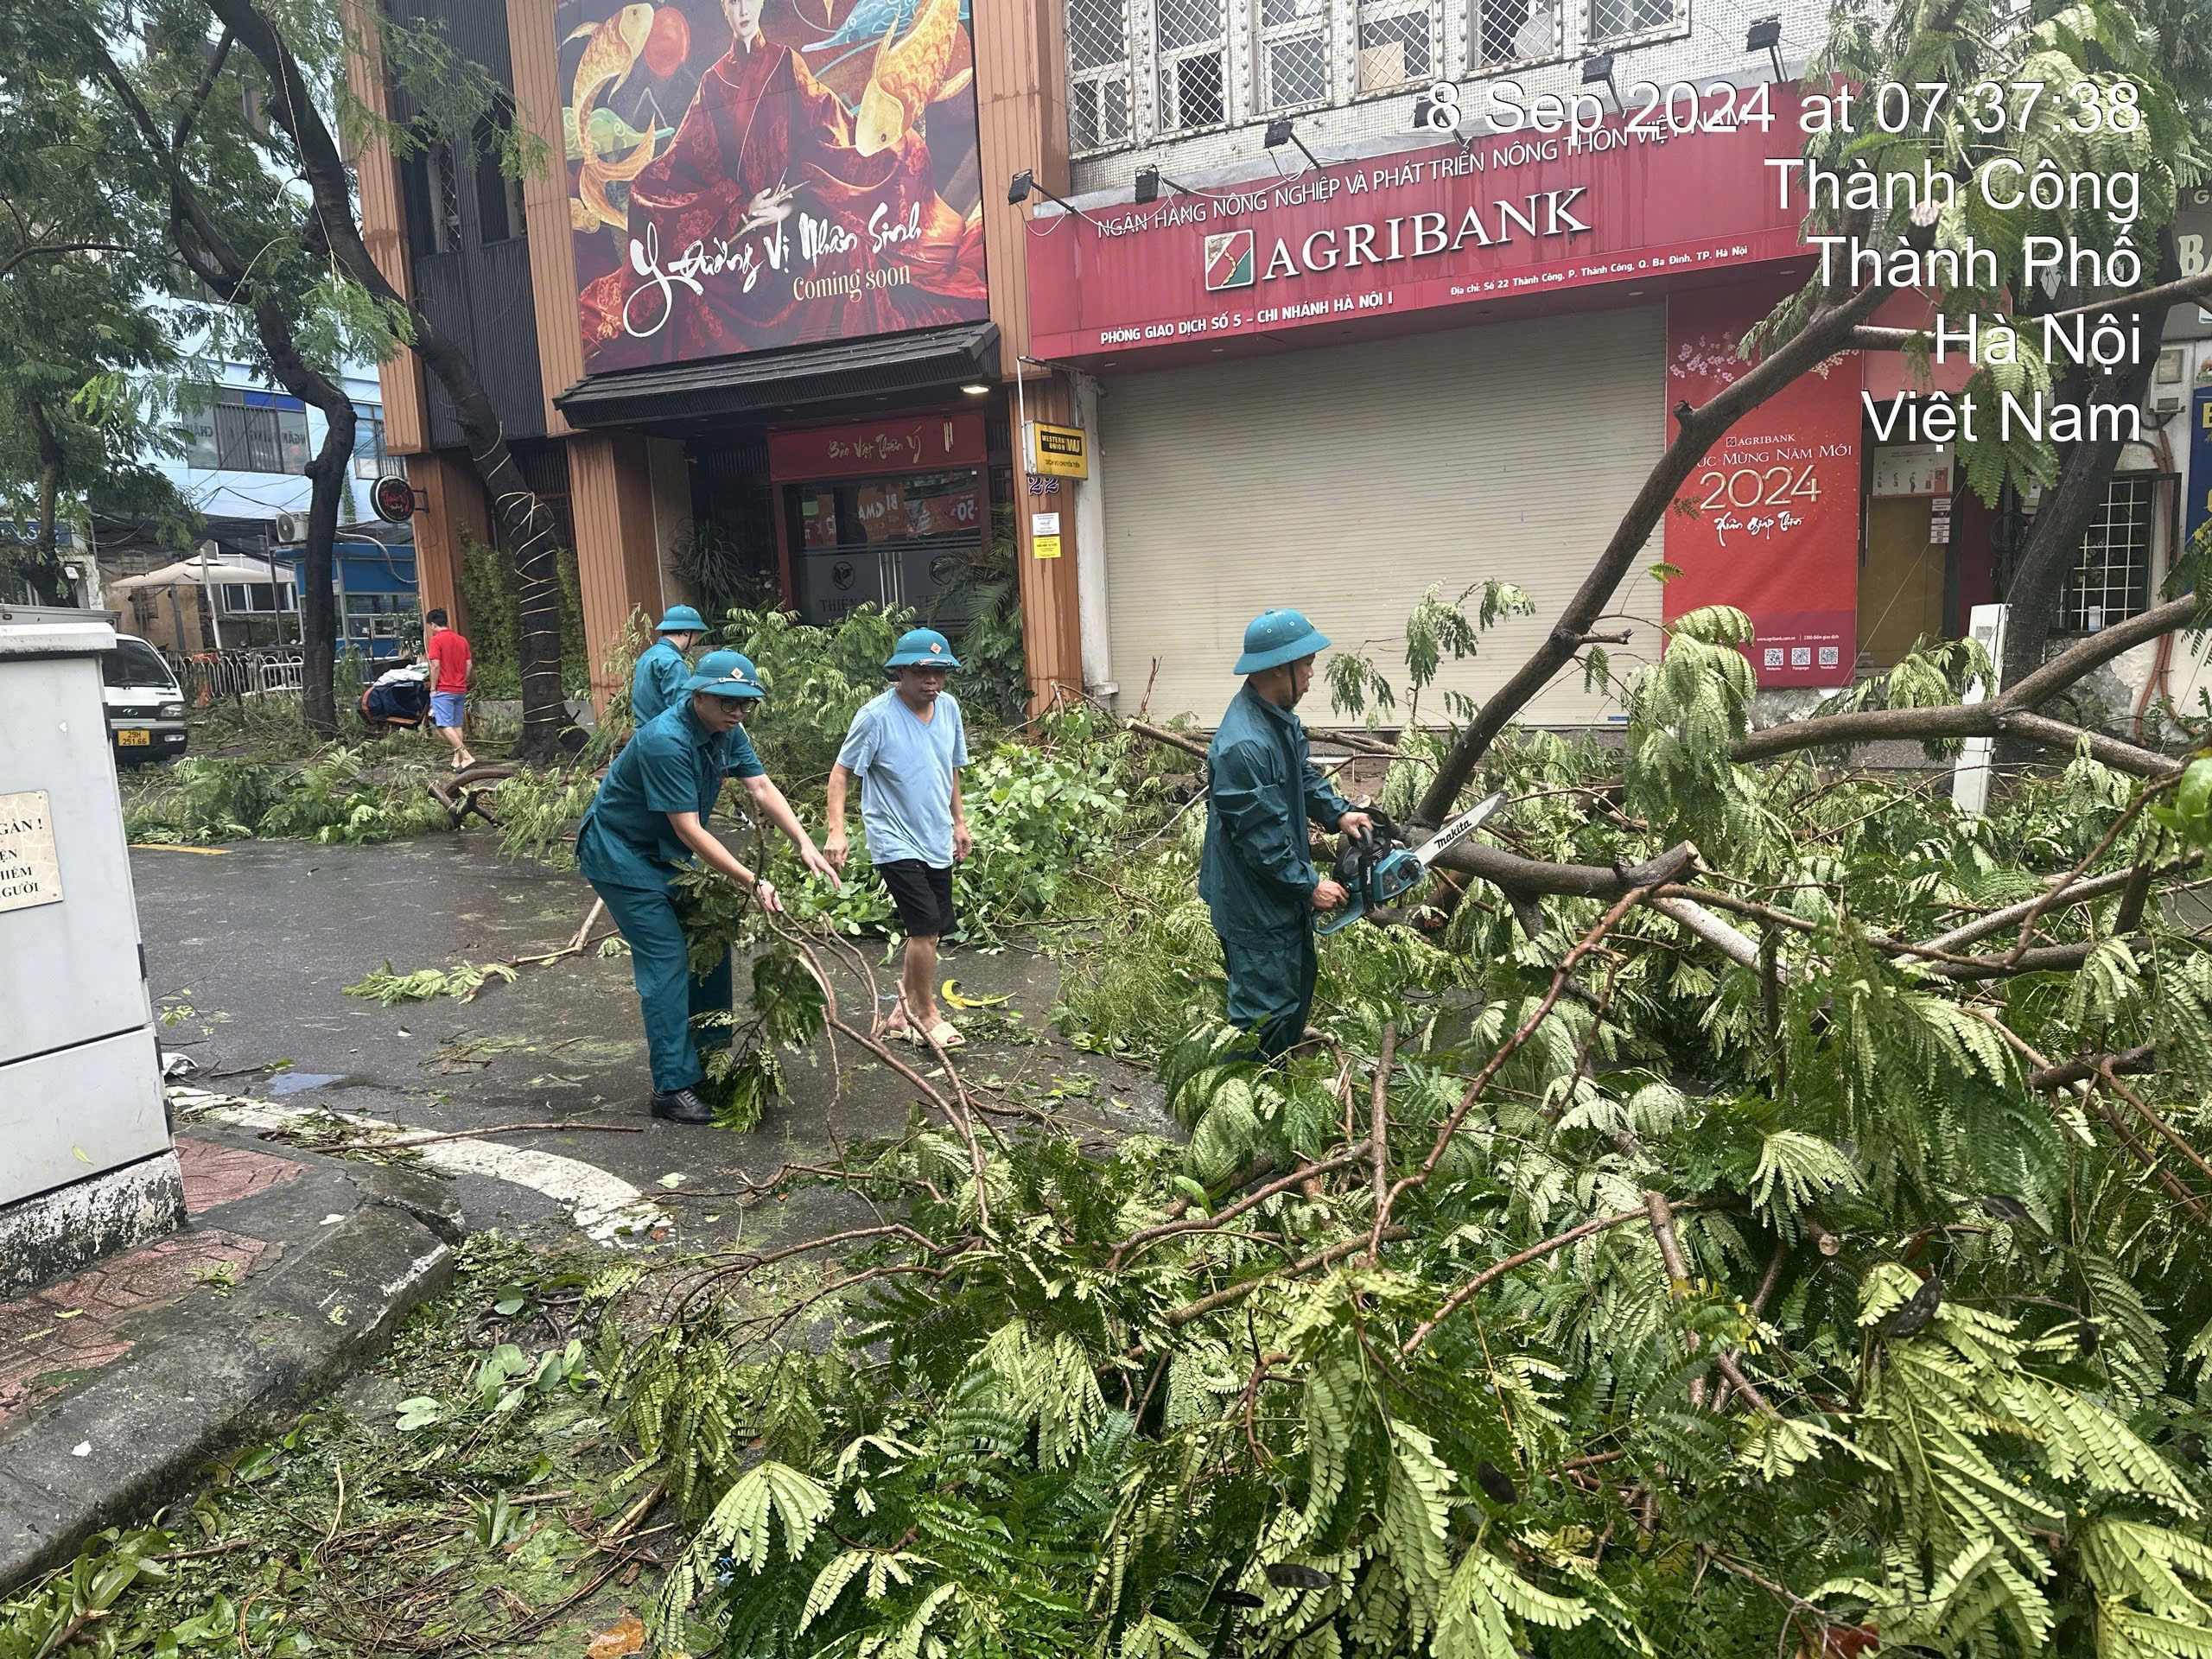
[279,524,420,662]
[96,352,421,661]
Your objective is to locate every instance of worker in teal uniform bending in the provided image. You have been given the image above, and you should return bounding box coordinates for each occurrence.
[630,606,709,723]
[580,649,838,1123]
[1200,610,1372,1059]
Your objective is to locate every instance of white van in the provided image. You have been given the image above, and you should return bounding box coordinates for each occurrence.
[0,605,190,765]
[101,633,190,765]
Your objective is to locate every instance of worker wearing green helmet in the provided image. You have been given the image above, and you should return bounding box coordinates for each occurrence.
[1199,610,1373,1058]
[631,605,710,724]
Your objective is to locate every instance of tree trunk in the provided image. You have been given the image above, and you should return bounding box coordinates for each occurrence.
[251,298,350,737]
[24,401,73,606]
[202,0,578,763]
[1990,230,2179,769]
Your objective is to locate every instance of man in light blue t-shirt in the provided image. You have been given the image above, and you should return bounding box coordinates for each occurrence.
[824,628,971,1048]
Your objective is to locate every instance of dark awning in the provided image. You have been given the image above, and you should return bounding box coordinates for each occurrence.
[552,322,1000,429]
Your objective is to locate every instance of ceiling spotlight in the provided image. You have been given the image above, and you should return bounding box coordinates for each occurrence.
[1580,53,1621,110]
[1745,16,1783,81]
[959,383,991,395]
[1262,118,1325,173]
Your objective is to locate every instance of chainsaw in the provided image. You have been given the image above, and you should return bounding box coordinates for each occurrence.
[1317,791,1509,935]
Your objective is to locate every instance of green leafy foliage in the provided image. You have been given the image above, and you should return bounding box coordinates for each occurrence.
[123,746,456,845]
[342,958,518,1005]
[607,573,2212,1659]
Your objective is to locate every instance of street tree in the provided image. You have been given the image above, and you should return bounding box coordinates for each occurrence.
[72,6,391,735]
[190,0,580,763]
[0,52,186,605]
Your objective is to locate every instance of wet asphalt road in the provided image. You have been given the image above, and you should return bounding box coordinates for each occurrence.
[131,836,1167,1250]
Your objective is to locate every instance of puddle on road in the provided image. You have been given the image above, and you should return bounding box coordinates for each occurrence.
[266,1071,347,1096]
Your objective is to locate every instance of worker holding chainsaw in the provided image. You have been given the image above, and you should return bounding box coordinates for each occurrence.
[1199,610,1373,1058]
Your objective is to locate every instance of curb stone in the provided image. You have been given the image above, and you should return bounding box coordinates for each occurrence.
[0,1197,454,1592]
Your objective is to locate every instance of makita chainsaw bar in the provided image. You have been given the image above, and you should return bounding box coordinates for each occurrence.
[1318,791,1509,935]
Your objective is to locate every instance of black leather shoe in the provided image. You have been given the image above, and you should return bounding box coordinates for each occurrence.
[651,1087,714,1125]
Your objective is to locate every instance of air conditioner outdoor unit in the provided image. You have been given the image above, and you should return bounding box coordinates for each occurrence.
[273,512,309,545]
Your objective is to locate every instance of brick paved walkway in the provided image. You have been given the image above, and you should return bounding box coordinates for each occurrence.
[0,1138,301,1426]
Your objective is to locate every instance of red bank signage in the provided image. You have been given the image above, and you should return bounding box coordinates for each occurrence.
[1662,279,1859,689]
[1025,95,1808,363]
[767,411,987,481]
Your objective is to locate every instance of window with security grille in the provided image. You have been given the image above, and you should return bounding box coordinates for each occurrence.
[1259,0,1331,111]
[2058,477,2157,632]
[1067,0,1133,149]
[1475,0,1561,63]
[1588,0,1677,43]
[1157,0,1228,129]
[1357,0,1435,90]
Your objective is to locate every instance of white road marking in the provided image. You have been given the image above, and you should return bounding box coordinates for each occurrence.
[169,1090,666,1245]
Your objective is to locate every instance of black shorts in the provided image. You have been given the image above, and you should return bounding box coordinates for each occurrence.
[878,859,956,938]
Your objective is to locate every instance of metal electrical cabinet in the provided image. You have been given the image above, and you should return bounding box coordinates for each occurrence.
[0,612,181,1298]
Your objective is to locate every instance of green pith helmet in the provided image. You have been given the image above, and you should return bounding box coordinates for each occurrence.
[886,627,962,671]
[683,649,766,698]
[1233,609,1330,675]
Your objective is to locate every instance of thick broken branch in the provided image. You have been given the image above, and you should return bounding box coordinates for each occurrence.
[1922,859,2196,954]
[1649,894,1769,974]
[2029,1044,2156,1091]
[1930,937,2145,981]
[1427,839,1698,901]
[1734,594,2198,776]
[1128,720,1210,762]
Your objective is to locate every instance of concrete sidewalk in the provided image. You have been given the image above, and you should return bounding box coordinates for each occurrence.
[0,1122,460,1591]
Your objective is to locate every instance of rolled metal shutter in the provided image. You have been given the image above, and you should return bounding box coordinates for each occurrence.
[1097,304,1665,729]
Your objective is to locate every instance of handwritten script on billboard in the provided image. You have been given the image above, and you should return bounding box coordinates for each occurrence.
[562,0,989,374]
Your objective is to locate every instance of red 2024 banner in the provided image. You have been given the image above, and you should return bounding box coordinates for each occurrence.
[1662,282,1859,689]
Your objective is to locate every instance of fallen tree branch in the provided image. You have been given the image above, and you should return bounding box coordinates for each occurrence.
[1128,720,1210,762]
[1922,860,2196,954]
[1734,596,2199,776]
[2029,1044,2156,1091]
[1160,1226,1411,1329]
[1427,839,1698,901]
[1402,1205,1651,1355]
[1649,894,1770,975]
[1999,779,2172,966]
[1930,936,2145,981]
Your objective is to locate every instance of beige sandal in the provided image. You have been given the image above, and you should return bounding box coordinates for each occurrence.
[921,1020,965,1050]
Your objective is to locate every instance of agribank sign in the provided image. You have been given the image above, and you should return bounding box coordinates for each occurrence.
[1026,92,1809,363]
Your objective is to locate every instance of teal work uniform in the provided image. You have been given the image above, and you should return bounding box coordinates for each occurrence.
[1199,682,1354,1058]
[631,638,691,724]
[577,700,766,1094]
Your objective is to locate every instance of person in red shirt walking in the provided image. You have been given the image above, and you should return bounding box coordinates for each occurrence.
[423,608,475,772]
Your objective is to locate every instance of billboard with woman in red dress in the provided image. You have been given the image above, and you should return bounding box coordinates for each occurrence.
[562,0,989,373]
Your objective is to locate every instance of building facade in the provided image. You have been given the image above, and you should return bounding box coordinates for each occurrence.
[353,0,1085,712]
[355,0,2212,733]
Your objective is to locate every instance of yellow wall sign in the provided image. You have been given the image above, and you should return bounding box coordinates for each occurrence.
[1028,422,1089,480]
[1030,510,1062,559]
[1033,535,1063,559]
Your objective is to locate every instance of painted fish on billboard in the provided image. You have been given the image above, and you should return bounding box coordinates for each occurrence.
[563,0,988,373]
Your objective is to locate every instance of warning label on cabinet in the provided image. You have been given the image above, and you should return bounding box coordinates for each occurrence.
[0,791,63,914]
